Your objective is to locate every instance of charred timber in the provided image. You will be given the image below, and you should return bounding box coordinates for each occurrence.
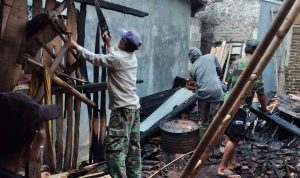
[249,105,300,137]
[73,0,149,17]
[140,94,198,141]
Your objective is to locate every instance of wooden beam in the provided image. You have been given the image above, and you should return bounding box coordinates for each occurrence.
[249,105,300,136]
[73,0,148,17]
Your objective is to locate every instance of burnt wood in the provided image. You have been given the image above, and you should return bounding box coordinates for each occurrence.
[73,0,148,17]
[249,105,300,137]
[98,45,107,162]
[248,91,277,123]
[91,25,101,162]
[77,3,88,82]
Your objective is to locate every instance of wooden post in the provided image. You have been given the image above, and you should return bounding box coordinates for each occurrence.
[181,0,297,177]
[99,45,107,161]
[26,1,42,178]
[72,7,83,169]
[54,36,64,171]
[64,3,77,171]
[91,25,101,162]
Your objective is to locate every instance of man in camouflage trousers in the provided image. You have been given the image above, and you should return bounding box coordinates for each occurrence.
[217,40,268,178]
[71,28,142,178]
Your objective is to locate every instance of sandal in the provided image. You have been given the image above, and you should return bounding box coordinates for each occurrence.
[217,171,241,178]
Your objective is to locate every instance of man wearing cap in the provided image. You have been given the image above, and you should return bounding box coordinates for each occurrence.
[71,29,142,178]
[0,92,60,178]
[217,40,267,178]
[188,47,224,126]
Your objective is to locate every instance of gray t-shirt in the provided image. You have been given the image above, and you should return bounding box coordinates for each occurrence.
[76,46,140,110]
[189,54,224,102]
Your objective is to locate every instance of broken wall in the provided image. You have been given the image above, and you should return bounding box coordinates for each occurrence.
[197,0,260,53]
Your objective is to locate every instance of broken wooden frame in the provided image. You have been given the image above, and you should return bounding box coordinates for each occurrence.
[181,0,300,177]
[26,57,96,108]
[249,105,300,137]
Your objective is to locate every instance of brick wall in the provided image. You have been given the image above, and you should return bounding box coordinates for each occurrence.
[196,0,260,53]
[286,25,300,95]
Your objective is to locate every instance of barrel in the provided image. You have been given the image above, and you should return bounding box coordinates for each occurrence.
[159,119,200,154]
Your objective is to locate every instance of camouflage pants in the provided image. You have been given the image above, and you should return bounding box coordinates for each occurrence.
[106,108,141,178]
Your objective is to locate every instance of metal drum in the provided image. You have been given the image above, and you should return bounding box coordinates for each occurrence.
[159,119,200,154]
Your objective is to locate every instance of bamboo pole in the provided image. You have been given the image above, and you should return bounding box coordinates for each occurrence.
[181,0,297,177]
[188,0,300,176]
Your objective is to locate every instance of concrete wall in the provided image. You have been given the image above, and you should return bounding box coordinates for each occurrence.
[196,0,260,53]
[82,0,191,97]
[190,17,202,49]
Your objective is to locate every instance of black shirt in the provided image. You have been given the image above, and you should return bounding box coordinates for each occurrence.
[0,167,23,178]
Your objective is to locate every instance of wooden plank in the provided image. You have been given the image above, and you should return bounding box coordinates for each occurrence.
[210,47,216,55]
[64,93,73,170]
[99,45,107,161]
[54,35,63,172]
[77,3,88,82]
[0,0,4,39]
[0,0,26,92]
[1,0,13,39]
[91,25,101,162]
[215,41,226,66]
[32,0,43,17]
[73,0,148,17]
[223,44,232,82]
[72,98,81,169]
[44,0,56,67]
[55,93,64,171]
[64,3,77,170]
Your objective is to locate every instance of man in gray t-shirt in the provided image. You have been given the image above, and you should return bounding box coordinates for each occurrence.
[188,47,224,125]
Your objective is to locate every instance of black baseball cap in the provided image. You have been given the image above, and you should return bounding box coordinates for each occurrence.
[245,39,259,54]
[0,92,60,136]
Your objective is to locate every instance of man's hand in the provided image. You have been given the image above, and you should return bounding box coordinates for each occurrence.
[71,39,79,49]
[102,31,112,48]
[186,78,197,92]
